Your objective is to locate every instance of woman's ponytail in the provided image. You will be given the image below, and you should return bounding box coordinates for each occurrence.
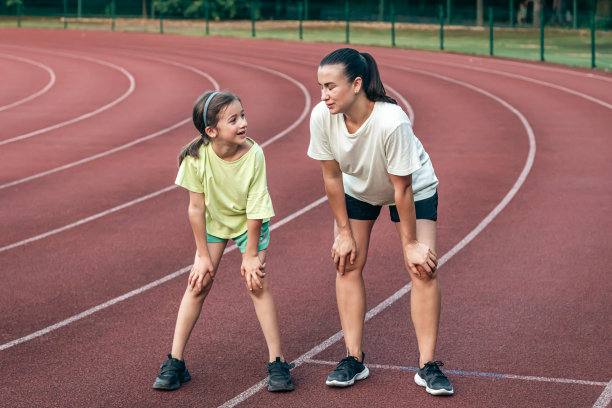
[360,52,397,105]
[319,48,397,105]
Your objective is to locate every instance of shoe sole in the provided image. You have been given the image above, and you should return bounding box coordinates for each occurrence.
[267,383,295,392]
[414,373,454,396]
[326,366,369,387]
[152,372,191,391]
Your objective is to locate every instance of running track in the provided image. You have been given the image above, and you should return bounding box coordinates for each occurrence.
[1,28,611,408]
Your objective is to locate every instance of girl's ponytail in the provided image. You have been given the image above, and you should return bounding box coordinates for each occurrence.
[178,90,241,166]
[360,52,397,105]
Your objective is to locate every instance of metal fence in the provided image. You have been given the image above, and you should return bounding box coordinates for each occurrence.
[2,0,611,70]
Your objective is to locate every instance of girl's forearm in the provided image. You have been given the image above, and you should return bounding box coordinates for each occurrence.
[188,207,209,258]
[245,218,263,257]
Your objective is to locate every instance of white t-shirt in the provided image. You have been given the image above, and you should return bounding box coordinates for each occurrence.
[308,101,438,205]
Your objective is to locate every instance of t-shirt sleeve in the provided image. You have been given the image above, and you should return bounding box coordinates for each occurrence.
[307,104,335,161]
[175,156,205,193]
[385,122,422,176]
[246,149,275,220]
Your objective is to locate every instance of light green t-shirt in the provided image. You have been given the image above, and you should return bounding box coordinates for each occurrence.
[175,138,274,239]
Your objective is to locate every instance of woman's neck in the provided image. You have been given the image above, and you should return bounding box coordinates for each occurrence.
[343,96,375,134]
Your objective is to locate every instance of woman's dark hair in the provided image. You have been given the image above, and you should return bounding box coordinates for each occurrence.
[320,48,397,105]
[178,90,241,166]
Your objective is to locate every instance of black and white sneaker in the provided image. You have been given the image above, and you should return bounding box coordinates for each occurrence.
[325,353,369,387]
[153,354,191,391]
[267,357,295,392]
[414,361,454,396]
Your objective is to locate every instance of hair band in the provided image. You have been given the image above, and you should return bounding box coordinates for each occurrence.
[203,91,220,128]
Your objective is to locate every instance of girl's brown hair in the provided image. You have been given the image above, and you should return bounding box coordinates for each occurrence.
[177,90,241,166]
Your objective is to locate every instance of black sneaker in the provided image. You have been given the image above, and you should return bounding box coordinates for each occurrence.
[153,354,191,391]
[267,357,295,392]
[325,353,369,387]
[414,361,454,396]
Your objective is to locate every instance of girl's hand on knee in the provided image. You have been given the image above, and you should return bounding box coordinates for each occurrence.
[241,255,266,291]
[403,241,437,279]
[189,254,215,292]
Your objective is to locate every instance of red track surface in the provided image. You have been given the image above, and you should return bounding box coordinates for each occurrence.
[1,28,611,408]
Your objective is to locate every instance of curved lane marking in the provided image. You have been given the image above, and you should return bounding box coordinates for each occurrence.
[0,56,219,191]
[0,54,56,112]
[0,56,312,351]
[0,52,313,251]
[218,65,537,408]
[0,49,136,146]
[394,55,612,110]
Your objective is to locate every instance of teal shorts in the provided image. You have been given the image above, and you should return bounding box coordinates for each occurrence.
[206,221,270,253]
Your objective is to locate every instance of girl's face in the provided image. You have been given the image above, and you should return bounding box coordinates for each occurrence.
[317,64,362,115]
[207,99,248,145]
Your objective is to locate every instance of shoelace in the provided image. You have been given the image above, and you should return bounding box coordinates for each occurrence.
[160,356,182,374]
[423,361,446,378]
[334,356,359,372]
[269,360,295,374]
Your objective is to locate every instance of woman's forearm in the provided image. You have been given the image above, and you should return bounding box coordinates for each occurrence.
[394,185,418,245]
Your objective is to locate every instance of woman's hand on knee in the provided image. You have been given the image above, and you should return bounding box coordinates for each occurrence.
[189,254,215,293]
[331,229,356,275]
[403,241,437,279]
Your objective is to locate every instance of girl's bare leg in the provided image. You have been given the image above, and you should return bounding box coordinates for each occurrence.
[171,241,227,360]
[247,249,286,362]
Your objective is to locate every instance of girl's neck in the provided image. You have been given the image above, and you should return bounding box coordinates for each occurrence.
[211,138,251,161]
[343,96,375,134]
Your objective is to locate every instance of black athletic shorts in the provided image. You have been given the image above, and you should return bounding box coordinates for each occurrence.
[345,190,438,222]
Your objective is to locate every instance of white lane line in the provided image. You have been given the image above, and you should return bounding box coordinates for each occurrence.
[219,66,537,408]
[0,118,190,190]
[0,52,310,252]
[0,58,312,349]
[305,358,609,387]
[437,52,612,83]
[593,379,612,408]
[394,56,612,110]
[0,54,56,112]
[385,84,414,124]
[0,186,177,253]
[0,59,219,191]
[0,195,325,352]
[0,50,136,146]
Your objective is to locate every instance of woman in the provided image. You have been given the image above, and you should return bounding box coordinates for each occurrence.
[307,48,453,396]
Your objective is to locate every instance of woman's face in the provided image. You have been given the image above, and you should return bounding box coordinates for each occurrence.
[317,64,362,115]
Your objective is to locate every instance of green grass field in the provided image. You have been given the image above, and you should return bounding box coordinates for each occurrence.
[1,16,610,71]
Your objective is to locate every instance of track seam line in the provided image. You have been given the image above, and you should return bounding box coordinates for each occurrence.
[218,65,537,408]
[0,48,136,146]
[0,54,56,112]
[305,358,609,387]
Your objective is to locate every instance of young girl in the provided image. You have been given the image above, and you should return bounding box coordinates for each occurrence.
[308,48,453,396]
[153,91,294,392]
